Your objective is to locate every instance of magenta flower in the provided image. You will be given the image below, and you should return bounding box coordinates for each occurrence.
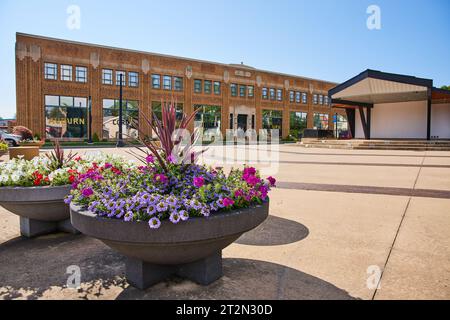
[245,175,260,187]
[193,177,205,188]
[167,154,177,164]
[243,167,256,176]
[223,198,235,207]
[104,163,113,169]
[259,185,269,200]
[267,176,276,187]
[81,187,94,198]
[145,155,155,164]
[154,174,168,184]
[234,189,244,198]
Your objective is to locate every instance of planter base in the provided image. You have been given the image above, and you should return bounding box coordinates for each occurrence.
[125,251,223,290]
[20,217,80,238]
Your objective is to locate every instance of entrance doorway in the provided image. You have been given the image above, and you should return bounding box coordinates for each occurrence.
[237,114,248,131]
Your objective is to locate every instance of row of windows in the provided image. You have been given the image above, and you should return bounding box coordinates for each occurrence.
[230,83,254,98]
[44,63,87,83]
[262,87,283,101]
[102,69,139,87]
[313,94,330,105]
[289,91,308,104]
[151,74,184,91]
[193,79,222,95]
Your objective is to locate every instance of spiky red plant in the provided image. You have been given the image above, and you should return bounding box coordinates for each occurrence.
[132,97,205,171]
[46,139,77,170]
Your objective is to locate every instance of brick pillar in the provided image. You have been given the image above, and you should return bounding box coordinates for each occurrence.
[185,74,194,134]
[283,86,290,138]
[255,85,262,133]
[15,42,29,131]
[140,71,151,139]
[89,66,102,140]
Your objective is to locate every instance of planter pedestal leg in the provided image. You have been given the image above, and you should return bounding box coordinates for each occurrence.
[177,251,223,285]
[125,257,176,290]
[20,217,80,238]
[57,219,80,234]
[20,217,57,238]
[125,251,223,290]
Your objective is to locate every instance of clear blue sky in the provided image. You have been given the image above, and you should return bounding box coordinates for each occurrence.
[0,0,449,118]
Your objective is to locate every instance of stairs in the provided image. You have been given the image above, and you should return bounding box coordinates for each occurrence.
[299,139,450,151]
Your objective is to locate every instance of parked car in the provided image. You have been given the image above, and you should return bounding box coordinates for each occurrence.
[0,129,21,146]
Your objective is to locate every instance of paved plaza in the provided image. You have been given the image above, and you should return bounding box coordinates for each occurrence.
[0,144,449,300]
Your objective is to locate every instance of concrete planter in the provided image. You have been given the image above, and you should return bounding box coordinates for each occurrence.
[70,201,269,289]
[0,185,78,237]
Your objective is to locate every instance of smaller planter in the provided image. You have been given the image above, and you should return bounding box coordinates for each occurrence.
[9,146,40,161]
[18,141,45,147]
[0,185,78,237]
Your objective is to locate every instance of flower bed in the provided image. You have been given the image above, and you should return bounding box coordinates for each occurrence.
[67,157,275,230]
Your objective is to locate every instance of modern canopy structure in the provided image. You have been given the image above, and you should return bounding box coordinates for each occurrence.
[329,70,450,140]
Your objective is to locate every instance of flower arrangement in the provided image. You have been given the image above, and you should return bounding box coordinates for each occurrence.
[0,150,131,187]
[67,99,276,230]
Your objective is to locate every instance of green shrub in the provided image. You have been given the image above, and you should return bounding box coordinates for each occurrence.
[92,133,100,142]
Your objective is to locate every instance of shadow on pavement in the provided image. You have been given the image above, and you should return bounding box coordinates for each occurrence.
[235,215,309,246]
[0,233,355,300]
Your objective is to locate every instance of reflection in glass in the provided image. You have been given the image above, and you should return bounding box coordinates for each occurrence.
[45,95,87,139]
[102,99,139,140]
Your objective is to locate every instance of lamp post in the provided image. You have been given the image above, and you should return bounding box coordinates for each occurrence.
[87,96,93,144]
[116,73,125,147]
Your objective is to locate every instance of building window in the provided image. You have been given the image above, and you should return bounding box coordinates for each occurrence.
[262,110,283,137]
[174,77,183,91]
[295,91,301,103]
[324,96,329,106]
[319,94,324,105]
[248,86,254,98]
[289,91,295,102]
[116,71,126,86]
[313,94,318,104]
[214,81,221,95]
[204,80,212,94]
[194,105,222,142]
[151,74,161,89]
[163,75,172,90]
[269,88,276,100]
[61,65,72,81]
[44,63,58,80]
[45,95,87,139]
[262,87,268,99]
[302,92,307,104]
[102,69,113,85]
[276,89,283,101]
[313,113,329,129]
[290,112,307,139]
[152,101,184,131]
[335,114,349,138]
[231,83,237,97]
[239,85,246,97]
[194,79,202,93]
[103,99,139,140]
[128,72,139,87]
[75,66,87,83]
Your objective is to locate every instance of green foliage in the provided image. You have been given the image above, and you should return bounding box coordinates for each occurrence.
[441,85,450,91]
[92,132,100,142]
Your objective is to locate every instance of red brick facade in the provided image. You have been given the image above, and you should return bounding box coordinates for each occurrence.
[15,33,345,140]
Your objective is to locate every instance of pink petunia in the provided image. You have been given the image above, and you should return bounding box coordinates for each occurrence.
[193,177,205,188]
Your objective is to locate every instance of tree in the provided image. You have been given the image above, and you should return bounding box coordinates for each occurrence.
[441,85,450,91]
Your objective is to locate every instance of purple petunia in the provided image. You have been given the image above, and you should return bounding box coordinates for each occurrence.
[156,201,168,212]
[267,176,276,187]
[145,154,154,164]
[179,210,189,221]
[169,211,181,224]
[149,217,161,229]
[124,211,134,222]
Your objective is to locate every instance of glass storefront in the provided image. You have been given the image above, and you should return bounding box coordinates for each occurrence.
[313,113,329,130]
[194,105,222,141]
[45,95,87,139]
[334,114,349,138]
[102,99,139,140]
[289,111,307,138]
[262,109,283,137]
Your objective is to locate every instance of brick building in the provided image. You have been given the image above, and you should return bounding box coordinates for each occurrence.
[15,33,347,141]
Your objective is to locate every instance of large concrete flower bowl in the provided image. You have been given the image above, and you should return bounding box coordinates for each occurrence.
[70,201,269,289]
[0,185,78,237]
